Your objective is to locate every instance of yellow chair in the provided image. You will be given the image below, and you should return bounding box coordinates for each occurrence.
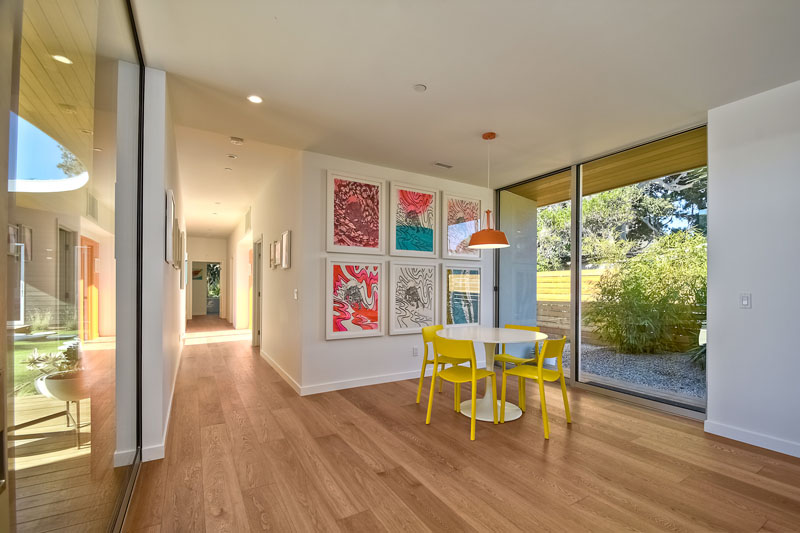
[494,325,541,412]
[500,336,571,439]
[415,325,462,404]
[426,335,497,440]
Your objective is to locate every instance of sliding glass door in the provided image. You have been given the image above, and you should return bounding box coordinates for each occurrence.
[498,128,708,413]
[4,0,142,529]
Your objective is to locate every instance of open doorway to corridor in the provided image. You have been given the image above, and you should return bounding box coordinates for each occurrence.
[191,261,221,317]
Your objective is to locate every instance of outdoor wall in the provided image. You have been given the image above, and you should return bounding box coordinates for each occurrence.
[186,235,227,320]
[141,67,186,461]
[298,151,496,394]
[706,79,800,457]
[252,150,304,388]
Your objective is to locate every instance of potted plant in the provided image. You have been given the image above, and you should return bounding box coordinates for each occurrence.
[25,342,89,402]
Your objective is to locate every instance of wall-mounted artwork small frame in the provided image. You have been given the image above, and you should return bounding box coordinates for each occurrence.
[389,183,438,258]
[165,189,176,265]
[389,262,437,335]
[192,268,203,280]
[326,170,385,255]
[269,241,276,268]
[274,240,282,269]
[327,259,383,340]
[281,230,291,269]
[19,224,33,262]
[7,224,18,256]
[179,231,186,289]
[442,193,481,260]
[172,218,180,269]
[442,264,481,326]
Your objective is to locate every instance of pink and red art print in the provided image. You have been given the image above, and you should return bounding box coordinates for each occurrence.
[327,171,385,254]
[443,193,481,259]
[327,260,382,339]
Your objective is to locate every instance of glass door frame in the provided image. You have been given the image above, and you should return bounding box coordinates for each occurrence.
[494,127,707,421]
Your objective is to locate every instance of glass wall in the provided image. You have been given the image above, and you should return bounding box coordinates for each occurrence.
[499,170,572,376]
[5,0,141,529]
[498,128,707,413]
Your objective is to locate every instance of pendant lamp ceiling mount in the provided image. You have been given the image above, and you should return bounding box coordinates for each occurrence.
[468,131,510,250]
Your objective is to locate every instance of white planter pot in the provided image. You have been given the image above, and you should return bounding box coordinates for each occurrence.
[34,371,89,402]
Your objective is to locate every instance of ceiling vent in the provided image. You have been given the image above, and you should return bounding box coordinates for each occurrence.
[230,136,244,145]
[85,190,98,221]
[245,207,252,233]
[434,162,453,169]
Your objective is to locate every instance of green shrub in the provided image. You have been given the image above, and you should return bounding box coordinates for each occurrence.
[27,308,53,332]
[584,230,707,353]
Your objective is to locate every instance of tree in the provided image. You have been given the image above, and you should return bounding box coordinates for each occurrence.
[56,145,86,177]
[207,263,221,297]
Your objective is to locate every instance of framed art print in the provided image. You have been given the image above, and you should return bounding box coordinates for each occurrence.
[442,265,481,326]
[165,189,175,265]
[281,230,291,269]
[389,182,438,258]
[326,170,385,255]
[327,259,383,339]
[274,240,282,269]
[389,262,436,335]
[442,193,481,260]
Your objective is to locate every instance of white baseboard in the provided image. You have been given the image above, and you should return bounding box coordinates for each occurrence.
[260,349,302,395]
[113,448,136,467]
[142,442,165,461]
[299,359,485,397]
[705,420,800,458]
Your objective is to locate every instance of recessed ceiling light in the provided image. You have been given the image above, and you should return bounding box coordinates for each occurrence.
[413,84,427,93]
[226,154,238,159]
[230,136,244,145]
[224,167,232,171]
[247,95,263,104]
[212,212,218,215]
[52,55,73,64]
[59,103,77,114]
[80,129,93,135]
[93,147,103,152]
[214,201,221,205]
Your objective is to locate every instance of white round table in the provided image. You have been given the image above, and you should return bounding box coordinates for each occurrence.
[436,326,547,422]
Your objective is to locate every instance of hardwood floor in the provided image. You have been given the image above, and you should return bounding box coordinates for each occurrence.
[124,317,800,532]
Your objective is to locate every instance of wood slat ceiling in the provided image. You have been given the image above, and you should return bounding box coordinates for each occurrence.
[505,127,707,207]
[18,0,97,173]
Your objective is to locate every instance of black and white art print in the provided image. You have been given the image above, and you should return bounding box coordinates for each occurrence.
[389,262,437,335]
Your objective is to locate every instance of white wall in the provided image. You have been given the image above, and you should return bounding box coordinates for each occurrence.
[706,79,800,458]
[186,236,227,320]
[141,68,186,461]
[225,215,253,330]
[297,151,496,394]
[252,151,304,388]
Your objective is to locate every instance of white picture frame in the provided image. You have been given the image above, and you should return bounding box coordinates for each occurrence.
[274,240,282,269]
[442,192,481,260]
[269,241,276,268]
[165,189,175,265]
[326,170,385,255]
[281,230,291,269]
[389,182,439,258]
[389,261,437,335]
[326,258,383,340]
[442,264,481,326]
[179,231,186,288]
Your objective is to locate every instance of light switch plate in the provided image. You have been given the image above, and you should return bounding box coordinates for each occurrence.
[739,292,752,309]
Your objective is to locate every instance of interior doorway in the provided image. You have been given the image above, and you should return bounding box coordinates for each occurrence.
[190,261,222,317]
[79,236,99,341]
[252,240,262,347]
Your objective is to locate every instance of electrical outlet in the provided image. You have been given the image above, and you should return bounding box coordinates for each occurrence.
[293,288,299,300]
[412,346,419,357]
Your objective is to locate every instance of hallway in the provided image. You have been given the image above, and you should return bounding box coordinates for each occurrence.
[123,324,800,532]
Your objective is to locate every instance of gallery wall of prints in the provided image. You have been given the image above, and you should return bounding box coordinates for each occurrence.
[325,169,485,341]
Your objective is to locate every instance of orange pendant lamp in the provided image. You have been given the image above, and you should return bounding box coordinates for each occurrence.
[468,132,509,249]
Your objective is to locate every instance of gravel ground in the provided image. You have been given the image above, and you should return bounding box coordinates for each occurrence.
[559,342,707,400]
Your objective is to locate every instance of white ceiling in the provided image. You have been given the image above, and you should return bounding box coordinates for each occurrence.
[134,0,800,235]
[174,125,296,237]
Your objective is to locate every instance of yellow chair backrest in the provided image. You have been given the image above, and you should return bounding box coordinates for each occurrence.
[503,324,541,356]
[422,324,444,344]
[433,335,476,364]
[538,336,567,371]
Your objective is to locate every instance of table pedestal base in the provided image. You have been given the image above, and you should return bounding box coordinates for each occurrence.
[460,397,522,422]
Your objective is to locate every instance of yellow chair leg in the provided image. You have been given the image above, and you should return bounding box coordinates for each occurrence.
[438,364,444,393]
[491,375,498,424]
[560,375,572,423]
[425,366,438,425]
[455,383,461,412]
[538,380,550,439]
[518,376,526,412]
[416,360,428,404]
[470,379,477,441]
[500,372,507,423]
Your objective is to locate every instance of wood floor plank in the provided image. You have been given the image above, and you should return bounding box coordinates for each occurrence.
[125,317,800,533]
